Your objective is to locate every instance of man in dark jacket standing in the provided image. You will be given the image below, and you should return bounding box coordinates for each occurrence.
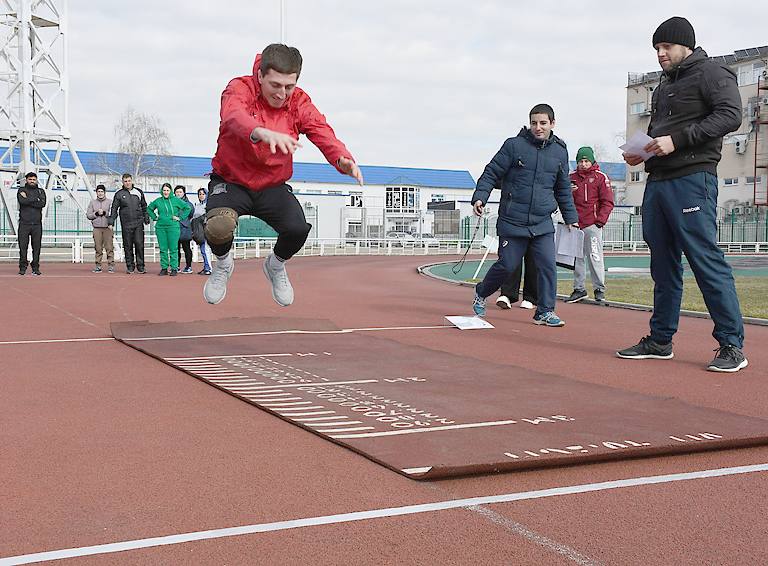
[619,16,747,372]
[566,146,614,303]
[471,103,578,327]
[17,171,46,275]
[108,173,149,274]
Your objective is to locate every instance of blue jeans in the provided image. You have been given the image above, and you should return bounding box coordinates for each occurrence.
[476,233,557,316]
[642,172,743,347]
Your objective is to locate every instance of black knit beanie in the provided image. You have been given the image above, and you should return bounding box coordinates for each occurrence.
[652,16,695,49]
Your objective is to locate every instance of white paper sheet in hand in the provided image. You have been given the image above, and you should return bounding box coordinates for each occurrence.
[555,224,583,268]
[619,130,655,161]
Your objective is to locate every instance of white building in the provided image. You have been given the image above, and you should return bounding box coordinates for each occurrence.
[625,45,768,215]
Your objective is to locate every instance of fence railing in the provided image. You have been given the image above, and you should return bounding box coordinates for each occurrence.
[3,234,768,265]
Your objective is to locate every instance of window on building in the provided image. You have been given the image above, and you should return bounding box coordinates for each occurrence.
[723,178,739,186]
[328,190,342,195]
[630,102,646,115]
[349,192,363,207]
[630,171,643,182]
[746,176,762,184]
[386,186,419,213]
[737,61,766,86]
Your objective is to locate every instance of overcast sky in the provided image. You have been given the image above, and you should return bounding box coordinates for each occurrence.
[65,0,766,180]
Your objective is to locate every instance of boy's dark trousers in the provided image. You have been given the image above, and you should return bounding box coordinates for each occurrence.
[476,233,556,316]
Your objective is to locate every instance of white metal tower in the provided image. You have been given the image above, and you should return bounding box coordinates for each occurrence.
[0,0,93,234]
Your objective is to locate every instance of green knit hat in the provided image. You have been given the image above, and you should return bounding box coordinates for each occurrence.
[576,146,595,163]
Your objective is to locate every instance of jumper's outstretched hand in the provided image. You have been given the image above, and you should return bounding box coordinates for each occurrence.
[338,157,364,186]
[251,127,303,155]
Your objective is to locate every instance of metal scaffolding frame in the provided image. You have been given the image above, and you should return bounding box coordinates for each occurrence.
[0,0,93,235]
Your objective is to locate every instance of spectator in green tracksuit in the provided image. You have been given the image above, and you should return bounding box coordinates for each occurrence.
[147,183,192,276]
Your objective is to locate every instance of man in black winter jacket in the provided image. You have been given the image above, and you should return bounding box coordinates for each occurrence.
[108,173,150,274]
[17,172,46,275]
[618,16,747,373]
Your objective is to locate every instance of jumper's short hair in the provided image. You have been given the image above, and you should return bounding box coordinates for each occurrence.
[529,103,555,122]
[96,184,106,192]
[122,173,132,180]
[25,171,37,179]
[260,44,303,79]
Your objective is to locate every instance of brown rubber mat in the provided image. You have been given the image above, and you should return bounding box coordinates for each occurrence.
[112,317,768,479]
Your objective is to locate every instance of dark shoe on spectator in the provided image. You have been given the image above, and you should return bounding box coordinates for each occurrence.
[158,268,168,276]
[32,268,41,275]
[565,289,588,303]
[594,290,605,301]
[169,269,178,276]
[707,344,748,372]
[617,336,673,359]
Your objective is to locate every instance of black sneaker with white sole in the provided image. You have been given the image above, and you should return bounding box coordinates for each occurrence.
[617,336,673,359]
[565,289,588,303]
[707,344,748,373]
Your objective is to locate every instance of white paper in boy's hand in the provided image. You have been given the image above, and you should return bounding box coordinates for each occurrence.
[620,131,655,161]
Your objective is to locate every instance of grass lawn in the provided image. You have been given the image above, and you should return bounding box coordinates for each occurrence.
[557,276,767,320]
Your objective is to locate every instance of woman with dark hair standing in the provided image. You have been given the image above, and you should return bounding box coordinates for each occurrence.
[174,185,195,274]
[148,183,191,276]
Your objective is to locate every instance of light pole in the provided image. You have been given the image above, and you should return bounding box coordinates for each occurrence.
[280,0,287,43]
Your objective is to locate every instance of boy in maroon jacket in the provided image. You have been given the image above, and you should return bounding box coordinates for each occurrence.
[565,147,614,302]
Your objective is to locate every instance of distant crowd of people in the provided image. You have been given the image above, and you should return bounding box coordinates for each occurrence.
[16,172,212,277]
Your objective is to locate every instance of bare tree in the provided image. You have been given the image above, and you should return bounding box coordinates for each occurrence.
[90,107,182,184]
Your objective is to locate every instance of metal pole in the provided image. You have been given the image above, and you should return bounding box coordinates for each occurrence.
[280,0,287,43]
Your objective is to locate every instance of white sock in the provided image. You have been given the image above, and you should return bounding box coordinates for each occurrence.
[216,251,233,268]
[268,252,285,271]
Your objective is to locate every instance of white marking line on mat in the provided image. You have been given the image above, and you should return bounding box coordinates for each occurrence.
[328,419,519,438]
[0,325,450,347]
[121,325,449,342]
[2,463,766,566]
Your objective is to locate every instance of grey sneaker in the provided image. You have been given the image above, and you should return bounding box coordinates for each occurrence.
[565,289,588,303]
[617,336,673,359]
[263,260,294,306]
[203,261,234,305]
[707,344,748,373]
[92,266,102,273]
[594,290,605,301]
[108,266,114,273]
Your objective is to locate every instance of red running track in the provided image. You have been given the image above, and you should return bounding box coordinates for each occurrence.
[1,255,767,566]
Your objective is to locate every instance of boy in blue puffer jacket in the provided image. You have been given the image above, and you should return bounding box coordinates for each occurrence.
[471,103,578,326]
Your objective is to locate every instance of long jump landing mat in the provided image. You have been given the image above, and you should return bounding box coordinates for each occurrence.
[112,317,768,480]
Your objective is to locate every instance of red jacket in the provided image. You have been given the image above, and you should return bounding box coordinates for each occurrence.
[569,163,614,228]
[211,54,355,191]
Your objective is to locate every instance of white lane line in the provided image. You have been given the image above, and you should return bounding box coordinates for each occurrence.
[0,337,113,345]
[329,420,518,439]
[1,463,766,566]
